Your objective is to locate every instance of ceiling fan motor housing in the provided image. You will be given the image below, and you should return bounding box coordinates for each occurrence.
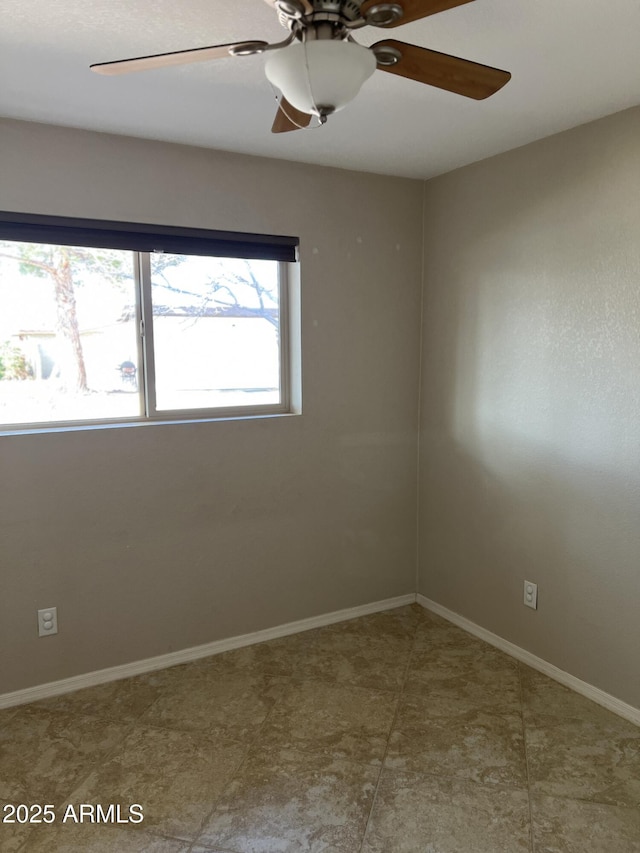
[276,0,363,31]
[304,0,362,20]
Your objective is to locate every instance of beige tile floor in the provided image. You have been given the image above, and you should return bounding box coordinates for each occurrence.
[1,605,639,852]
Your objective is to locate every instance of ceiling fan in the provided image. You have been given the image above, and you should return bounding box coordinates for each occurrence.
[90,0,511,133]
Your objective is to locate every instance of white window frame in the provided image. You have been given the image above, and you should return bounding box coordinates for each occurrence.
[0,212,299,433]
[136,251,292,423]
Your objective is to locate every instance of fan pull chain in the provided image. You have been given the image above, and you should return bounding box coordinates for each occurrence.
[268,82,323,130]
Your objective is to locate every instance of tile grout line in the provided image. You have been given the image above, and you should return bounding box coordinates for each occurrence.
[7,729,142,853]
[21,694,172,760]
[11,610,577,852]
[185,631,411,852]
[517,661,536,853]
[9,707,150,853]
[187,844,242,853]
[285,672,409,696]
[187,842,242,853]
[49,719,142,807]
[189,624,419,851]
[356,614,421,853]
[187,672,296,852]
[360,762,532,795]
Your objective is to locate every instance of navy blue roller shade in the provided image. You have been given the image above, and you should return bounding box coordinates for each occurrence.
[0,211,299,262]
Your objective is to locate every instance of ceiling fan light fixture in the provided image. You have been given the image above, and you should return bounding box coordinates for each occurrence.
[264,40,376,117]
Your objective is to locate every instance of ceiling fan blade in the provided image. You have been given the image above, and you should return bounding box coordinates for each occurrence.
[90,40,269,76]
[362,0,475,27]
[373,39,511,99]
[272,98,313,133]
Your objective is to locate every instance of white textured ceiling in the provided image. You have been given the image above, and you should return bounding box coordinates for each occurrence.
[1,0,639,179]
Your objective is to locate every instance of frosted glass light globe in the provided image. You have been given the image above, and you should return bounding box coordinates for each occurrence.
[265,40,376,116]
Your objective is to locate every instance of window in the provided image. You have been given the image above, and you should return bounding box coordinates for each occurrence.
[0,212,298,431]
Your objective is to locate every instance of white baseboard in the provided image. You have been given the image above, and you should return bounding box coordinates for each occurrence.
[0,593,416,710]
[417,594,640,727]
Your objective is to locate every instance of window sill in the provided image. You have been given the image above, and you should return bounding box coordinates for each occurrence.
[0,408,301,437]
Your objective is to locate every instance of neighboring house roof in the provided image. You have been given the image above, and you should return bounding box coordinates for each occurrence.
[118,305,278,322]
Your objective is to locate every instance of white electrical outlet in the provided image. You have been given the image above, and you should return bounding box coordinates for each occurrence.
[523,581,538,610]
[38,607,58,637]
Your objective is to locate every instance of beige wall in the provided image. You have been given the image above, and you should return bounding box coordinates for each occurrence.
[4,107,640,709]
[0,119,423,693]
[419,106,640,708]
